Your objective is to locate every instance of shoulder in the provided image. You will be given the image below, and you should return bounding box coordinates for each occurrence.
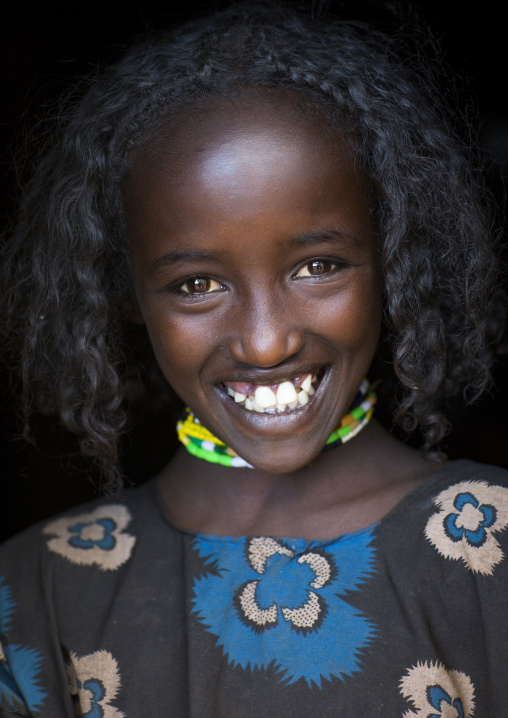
[436,458,508,486]
[0,479,178,716]
[389,458,508,517]
[0,479,160,577]
[420,459,508,531]
[0,490,147,718]
[423,460,508,575]
[378,459,508,579]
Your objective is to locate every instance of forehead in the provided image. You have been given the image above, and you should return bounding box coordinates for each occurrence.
[126,89,362,190]
[124,90,372,246]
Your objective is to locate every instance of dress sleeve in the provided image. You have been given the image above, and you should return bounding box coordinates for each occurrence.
[0,526,75,717]
[421,465,508,715]
[0,577,43,716]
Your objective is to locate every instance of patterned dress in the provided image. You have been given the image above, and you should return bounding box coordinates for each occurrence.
[1,459,507,717]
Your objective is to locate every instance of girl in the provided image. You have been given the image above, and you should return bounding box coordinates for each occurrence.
[0,2,506,716]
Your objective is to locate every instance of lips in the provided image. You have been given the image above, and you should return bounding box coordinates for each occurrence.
[223,373,319,414]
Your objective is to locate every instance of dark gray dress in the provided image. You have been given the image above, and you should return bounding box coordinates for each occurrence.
[1,460,507,717]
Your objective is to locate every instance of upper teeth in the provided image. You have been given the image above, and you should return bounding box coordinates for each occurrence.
[301,375,312,393]
[276,381,298,404]
[227,375,317,414]
[254,386,278,408]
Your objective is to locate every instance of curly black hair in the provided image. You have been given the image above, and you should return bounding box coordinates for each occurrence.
[1,1,504,490]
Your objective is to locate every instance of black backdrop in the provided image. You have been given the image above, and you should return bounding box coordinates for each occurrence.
[1,0,507,542]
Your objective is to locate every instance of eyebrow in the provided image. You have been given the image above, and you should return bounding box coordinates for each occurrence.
[149,249,217,274]
[286,228,360,248]
[148,228,358,274]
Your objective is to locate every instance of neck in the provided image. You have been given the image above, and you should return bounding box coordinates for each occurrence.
[157,419,439,539]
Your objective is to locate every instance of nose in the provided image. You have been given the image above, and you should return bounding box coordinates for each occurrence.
[228,294,304,368]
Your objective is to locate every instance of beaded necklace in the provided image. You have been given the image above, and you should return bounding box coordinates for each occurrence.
[176,378,376,469]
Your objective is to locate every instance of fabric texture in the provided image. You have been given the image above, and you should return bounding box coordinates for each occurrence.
[1,459,508,717]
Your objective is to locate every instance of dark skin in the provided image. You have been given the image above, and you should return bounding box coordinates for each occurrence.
[125,90,442,539]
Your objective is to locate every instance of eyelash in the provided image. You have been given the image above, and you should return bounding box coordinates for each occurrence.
[172,274,225,297]
[293,258,343,279]
[171,258,346,297]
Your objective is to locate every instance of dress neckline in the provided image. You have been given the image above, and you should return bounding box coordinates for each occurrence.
[148,459,474,546]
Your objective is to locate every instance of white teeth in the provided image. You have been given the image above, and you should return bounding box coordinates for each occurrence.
[301,375,312,393]
[276,381,298,404]
[298,389,309,406]
[226,372,320,414]
[254,386,277,408]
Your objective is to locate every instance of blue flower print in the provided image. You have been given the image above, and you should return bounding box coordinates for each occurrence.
[425,479,508,574]
[191,530,377,687]
[68,518,117,550]
[43,505,136,571]
[0,578,46,714]
[427,684,464,718]
[79,678,106,718]
[233,540,336,636]
[400,661,475,718]
[67,650,125,718]
[444,492,497,547]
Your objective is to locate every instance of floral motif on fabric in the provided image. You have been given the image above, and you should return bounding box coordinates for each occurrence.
[43,505,136,571]
[0,578,46,715]
[234,538,336,635]
[67,650,125,718]
[400,661,475,717]
[425,480,508,574]
[191,530,376,687]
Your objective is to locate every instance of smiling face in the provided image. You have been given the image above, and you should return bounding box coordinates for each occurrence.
[125,91,383,474]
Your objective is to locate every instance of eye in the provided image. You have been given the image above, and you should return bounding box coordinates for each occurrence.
[178,277,225,295]
[294,259,338,278]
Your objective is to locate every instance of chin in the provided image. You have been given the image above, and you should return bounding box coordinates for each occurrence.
[231,435,325,475]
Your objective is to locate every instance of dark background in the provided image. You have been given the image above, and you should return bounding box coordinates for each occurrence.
[1,0,507,542]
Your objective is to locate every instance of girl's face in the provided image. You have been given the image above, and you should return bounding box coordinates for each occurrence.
[126,91,383,473]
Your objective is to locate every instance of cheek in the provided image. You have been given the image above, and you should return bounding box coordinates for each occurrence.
[316,274,382,353]
[141,307,215,390]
